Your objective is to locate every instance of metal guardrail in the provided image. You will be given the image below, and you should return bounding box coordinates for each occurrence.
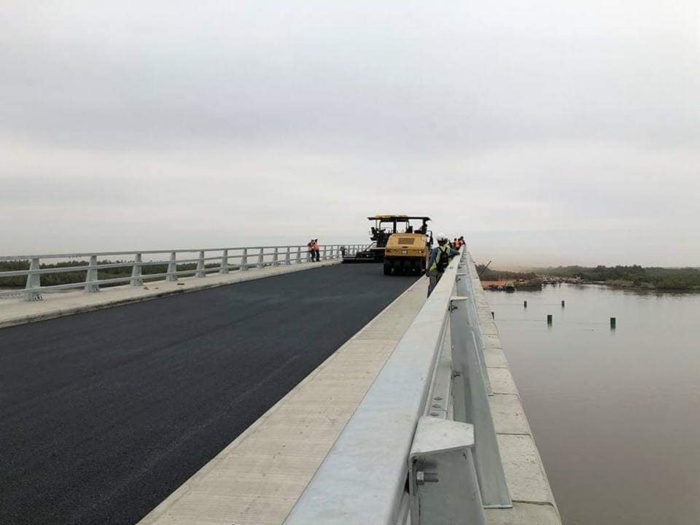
[284,250,511,525]
[0,244,364,301]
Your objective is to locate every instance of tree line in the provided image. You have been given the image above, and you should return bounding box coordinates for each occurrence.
[475,263,700,291]
[475,266,543,289]
[537,265,700,291]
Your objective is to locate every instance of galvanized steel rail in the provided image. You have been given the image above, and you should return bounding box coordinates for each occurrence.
[0,244,363,301]
[284,250,511,525]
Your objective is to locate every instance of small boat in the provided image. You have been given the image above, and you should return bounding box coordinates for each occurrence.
[504,282,516,292]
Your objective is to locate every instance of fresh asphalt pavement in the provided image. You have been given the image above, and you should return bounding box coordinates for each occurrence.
[0,264,419,525]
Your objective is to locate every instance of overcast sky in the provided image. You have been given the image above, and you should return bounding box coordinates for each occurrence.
[1,1,699,267]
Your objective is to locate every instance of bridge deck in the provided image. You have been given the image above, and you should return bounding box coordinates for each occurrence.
[0,263,418,525]
[1,259,559,525]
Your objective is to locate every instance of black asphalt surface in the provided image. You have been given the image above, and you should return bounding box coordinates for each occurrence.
[0,264,418,525]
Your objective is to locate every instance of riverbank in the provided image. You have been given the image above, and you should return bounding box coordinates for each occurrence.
[481,279,543,291]
[478,264,700,293]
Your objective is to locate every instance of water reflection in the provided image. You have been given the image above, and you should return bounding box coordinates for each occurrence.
[486,284,700,525]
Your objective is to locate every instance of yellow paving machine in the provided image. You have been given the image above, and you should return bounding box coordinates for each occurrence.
[342,215,432,275]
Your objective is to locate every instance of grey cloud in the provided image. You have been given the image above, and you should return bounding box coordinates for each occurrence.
[1,1,699,264]
[3,2,698,154]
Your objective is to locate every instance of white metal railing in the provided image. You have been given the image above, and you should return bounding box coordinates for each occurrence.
[284,250,511,525]
[0,244,365,301]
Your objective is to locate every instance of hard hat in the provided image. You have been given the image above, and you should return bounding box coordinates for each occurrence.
[437,232,447,241]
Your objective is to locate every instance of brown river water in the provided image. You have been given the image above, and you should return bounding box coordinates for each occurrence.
[485,284,700,525]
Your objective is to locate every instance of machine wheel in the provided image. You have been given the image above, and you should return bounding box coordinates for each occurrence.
[412,259,420,275]
[383,260,391,275]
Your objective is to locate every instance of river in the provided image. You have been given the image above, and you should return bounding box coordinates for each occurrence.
[485,284,700,525]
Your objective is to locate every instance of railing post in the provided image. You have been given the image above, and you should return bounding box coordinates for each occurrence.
[240,248,249,271]
[85,255,99,292]
[409,417,485,525]
[257,247,265,269]
[196,251,206,277]
[322,245,328,261]
[285,246,291,265]
[131,253,143,286]
[220,249,229,274]
[272,247,279,267]
[296,246,302,265]
[450,296,511,508]
[24,257,42,301]
[167,252,178,281]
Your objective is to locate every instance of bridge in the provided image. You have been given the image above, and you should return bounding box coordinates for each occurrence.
[0,245,561,524]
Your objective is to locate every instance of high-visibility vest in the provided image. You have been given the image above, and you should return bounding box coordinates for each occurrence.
[429,245,451,273]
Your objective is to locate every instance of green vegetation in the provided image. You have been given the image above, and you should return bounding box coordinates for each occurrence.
[476,265,543,290]
[539,265,700,291]
[476,265,537,282]
[0,260,222,288]
[476,263,700,292]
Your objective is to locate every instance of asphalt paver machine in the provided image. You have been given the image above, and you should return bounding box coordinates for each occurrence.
[342,215,432,275]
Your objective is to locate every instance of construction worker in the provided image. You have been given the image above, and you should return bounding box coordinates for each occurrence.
[427,233,460,296]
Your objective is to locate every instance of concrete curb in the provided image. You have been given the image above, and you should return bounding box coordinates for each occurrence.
[468,256,563,525]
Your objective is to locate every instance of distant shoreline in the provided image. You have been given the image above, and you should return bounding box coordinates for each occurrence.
[478,264,700,293]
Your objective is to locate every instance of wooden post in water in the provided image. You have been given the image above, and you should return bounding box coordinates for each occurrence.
[610,317,616,330]
[547,314,553,325]
[524,300,527,308]
[561,300,565,308]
